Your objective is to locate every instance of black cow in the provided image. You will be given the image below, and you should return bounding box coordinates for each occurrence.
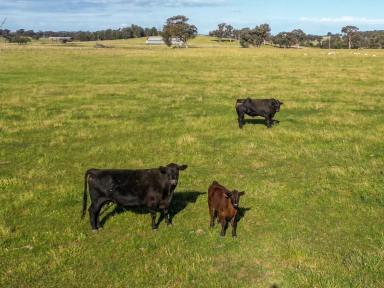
[236,98,283,128]
[82,163,188,231]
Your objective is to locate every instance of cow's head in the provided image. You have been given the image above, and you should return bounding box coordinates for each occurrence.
[225,190,245,209]
[272,99,283,112]
[159,163,188,187]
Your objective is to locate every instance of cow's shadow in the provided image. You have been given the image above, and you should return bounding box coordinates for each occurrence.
[99,191,205,227]
[243,119,280,127]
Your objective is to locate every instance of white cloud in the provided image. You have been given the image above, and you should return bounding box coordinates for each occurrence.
[300,16,384,25]
[6,0,229,8]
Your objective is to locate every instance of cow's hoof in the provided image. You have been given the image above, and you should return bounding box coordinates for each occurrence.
[92,229,98,233]
[152,226,158,231]
[167,223,173,227]
[232,235,237,239]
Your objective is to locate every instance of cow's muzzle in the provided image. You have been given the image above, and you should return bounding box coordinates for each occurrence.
[169,179,177,185]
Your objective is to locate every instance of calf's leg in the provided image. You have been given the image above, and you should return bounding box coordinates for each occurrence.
[220,218,228,237]
[209,209,217,228]
[230,217,238,238]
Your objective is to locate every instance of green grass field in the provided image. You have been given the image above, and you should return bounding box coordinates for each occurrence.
[1,37,383,287]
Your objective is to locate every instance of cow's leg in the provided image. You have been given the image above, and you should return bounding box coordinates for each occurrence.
[265,115,273,128]
[95,198,110,229]
[220,218,227,237]
[238,113,245,129]
[150,208,158,230]
[89,202,98,231]
[230,217,238,238]
[236,107,245,129]
[163,207,172,226]
[89,198,108,230]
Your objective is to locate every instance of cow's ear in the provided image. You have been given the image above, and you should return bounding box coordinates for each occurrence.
[225,192,232,198]
[178,164,188,170]
[159,166,167,174]
[272,99,278,106]
[239,191,245,196]
[278,100,284,105]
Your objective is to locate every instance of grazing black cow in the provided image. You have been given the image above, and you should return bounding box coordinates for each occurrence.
[236,98,283,128]
[82,163,188,231]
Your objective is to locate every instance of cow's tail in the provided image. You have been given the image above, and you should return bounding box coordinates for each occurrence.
[82,169,93,219]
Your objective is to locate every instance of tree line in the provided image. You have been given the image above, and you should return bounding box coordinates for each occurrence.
[0,24,160,43]
[1,16,384,49]
[209,23,384,49]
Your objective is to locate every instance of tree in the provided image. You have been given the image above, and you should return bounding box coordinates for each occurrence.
[272,32,296,48]
[144,27,159,37]
[239,24,271,48]
[239,28,252,48]
[209,23,234,41]
[131,24,144,38]
[216,23,226,40]
[291,29,306,47]
[232,29,241,40]
[305,34,323,47]
[162,15,197,48]
[341,26,359,49]
[9,35,31,45]
[257,23,271,44]
[224,24,234,40]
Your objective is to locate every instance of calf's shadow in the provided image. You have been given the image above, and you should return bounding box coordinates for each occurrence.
[99,191,205,227]
[236,207,251,222]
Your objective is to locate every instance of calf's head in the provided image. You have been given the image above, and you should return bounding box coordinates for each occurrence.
[272,99,283,112]
[159,163,188,187]
[225,190,245,208]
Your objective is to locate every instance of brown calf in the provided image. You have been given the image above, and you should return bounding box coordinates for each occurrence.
[208,181,245,237]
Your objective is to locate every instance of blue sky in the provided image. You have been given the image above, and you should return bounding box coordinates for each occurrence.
[1,0,384,34]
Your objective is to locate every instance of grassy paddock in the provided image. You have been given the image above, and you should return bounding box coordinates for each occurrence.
[0,37,383,287]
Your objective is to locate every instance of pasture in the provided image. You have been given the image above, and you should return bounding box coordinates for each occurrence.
[1,37,383,287]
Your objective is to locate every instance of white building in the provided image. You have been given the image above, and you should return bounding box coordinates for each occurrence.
[146,36,185,46]
[48,37,73,43]
[146,36,164,45]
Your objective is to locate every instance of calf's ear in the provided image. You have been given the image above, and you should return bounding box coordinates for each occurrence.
[239,191,245,196]
[178,164,188,170]
[225,192,232,198]
[159,166,167,174]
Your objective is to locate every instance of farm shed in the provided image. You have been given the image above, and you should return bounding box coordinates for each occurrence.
[48,37,73,43]
[146,36,185,46]
[146,36,165,45]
